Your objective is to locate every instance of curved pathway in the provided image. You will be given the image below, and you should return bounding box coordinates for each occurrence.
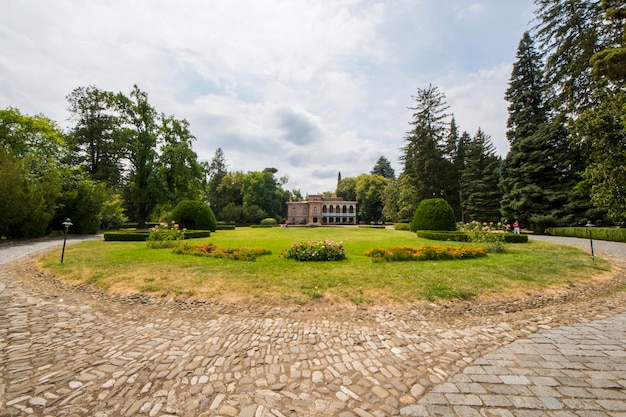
[0,236,625,416]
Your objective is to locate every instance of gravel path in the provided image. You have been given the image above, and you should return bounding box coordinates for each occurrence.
[529,234,626,260]
[0,235,625,416]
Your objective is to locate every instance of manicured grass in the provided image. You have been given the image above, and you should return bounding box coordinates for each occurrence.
[39,227,611,305]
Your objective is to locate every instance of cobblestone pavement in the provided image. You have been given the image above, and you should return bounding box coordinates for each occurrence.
[0,238,625,416]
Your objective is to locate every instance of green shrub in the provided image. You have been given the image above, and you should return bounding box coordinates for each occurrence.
[417,230,528,244]
[394,223,411,231]
[103,230,210,242]
[547,227,626,243]
[260,218,277,226]
[503,234,528,243]
[215,224,236,231]
[103,231,150,241]
[411,199,456,232]
[99,193,128,230]
[417,231,470,241]
[147,222,184,249]
[250,224,276,228]
[173,243,270,261]
[171,200,217,231]
[281,240,346,261]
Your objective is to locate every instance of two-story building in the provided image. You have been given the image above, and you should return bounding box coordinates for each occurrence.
[286,194,357,225]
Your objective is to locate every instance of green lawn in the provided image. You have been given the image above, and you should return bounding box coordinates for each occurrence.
[39,227,611,305]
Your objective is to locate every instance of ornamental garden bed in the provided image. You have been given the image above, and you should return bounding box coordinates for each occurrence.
[40,227,609,305]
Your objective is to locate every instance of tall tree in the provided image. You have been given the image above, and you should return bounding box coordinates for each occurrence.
[355,174,388,223]
[156,115,205,210]
[116,85,160,228]
[370,155,395,179]
[66,86,125,188]
[533,0,622,114]
[500,33,589,231]
[382,174,420,223]
[336,177,357,201]
[241,169,284,218]
[400,85,451,203]
[574,90,626,224]
[575,2,626,224]
[206,148,228,212]
[217,171,245,207]
[0,108,65,237]
[460,129,502,222]
[590,0,626,81]
[442,117,464,219]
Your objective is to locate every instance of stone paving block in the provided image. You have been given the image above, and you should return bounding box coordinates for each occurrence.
[2,239,626,417]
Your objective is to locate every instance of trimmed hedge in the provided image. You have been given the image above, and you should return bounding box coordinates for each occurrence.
[171,200,217,232]
[394,223,411,231]
[417,230,528,243]
[260,218,277,226]
[411,199,456,232]
[103,231,150,241]
[184,231,212,239]
[501,234,529,243]
[547,227,626,243]
[417,231,469,242]
[215,224,236,231]
[250,224,278,228]
[104,230,211,242]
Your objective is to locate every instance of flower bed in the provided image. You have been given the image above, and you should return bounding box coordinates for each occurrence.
[173,243,271,261]
[365,245,486,262]
[147,222,186,249]
[281,240,346,261]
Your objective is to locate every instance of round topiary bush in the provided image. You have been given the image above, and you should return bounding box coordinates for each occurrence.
[411,198,456,232]
[260,218,277,226]
[171,200,217,231]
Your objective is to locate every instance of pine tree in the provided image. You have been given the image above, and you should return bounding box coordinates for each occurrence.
[206,148,228,213]
[370,156,395,179]
[460,129,502,223]
[400,85,451,204]
[533,0,622,114]
[442,117,463,220]
[501,33,589,232]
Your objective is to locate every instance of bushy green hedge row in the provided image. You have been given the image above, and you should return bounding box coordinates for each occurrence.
[104,230,211,241]
[250,224,278,228]
[103,231,150,241]
[417,231,469,242]
[417,230,528,243]
[216,224,236,230]
[547,227,626,243]
[394,223,411,231]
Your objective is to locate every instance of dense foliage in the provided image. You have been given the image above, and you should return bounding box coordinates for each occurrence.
[410,199,456,232]
[2,1,625,237]
[170,200,217,231]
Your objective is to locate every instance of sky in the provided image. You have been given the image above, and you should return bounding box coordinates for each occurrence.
[1,0,536,195]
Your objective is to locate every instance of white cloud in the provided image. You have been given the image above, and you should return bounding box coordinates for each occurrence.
[0,0,535,194]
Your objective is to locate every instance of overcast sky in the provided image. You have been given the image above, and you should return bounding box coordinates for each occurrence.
[1,0,536,195]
